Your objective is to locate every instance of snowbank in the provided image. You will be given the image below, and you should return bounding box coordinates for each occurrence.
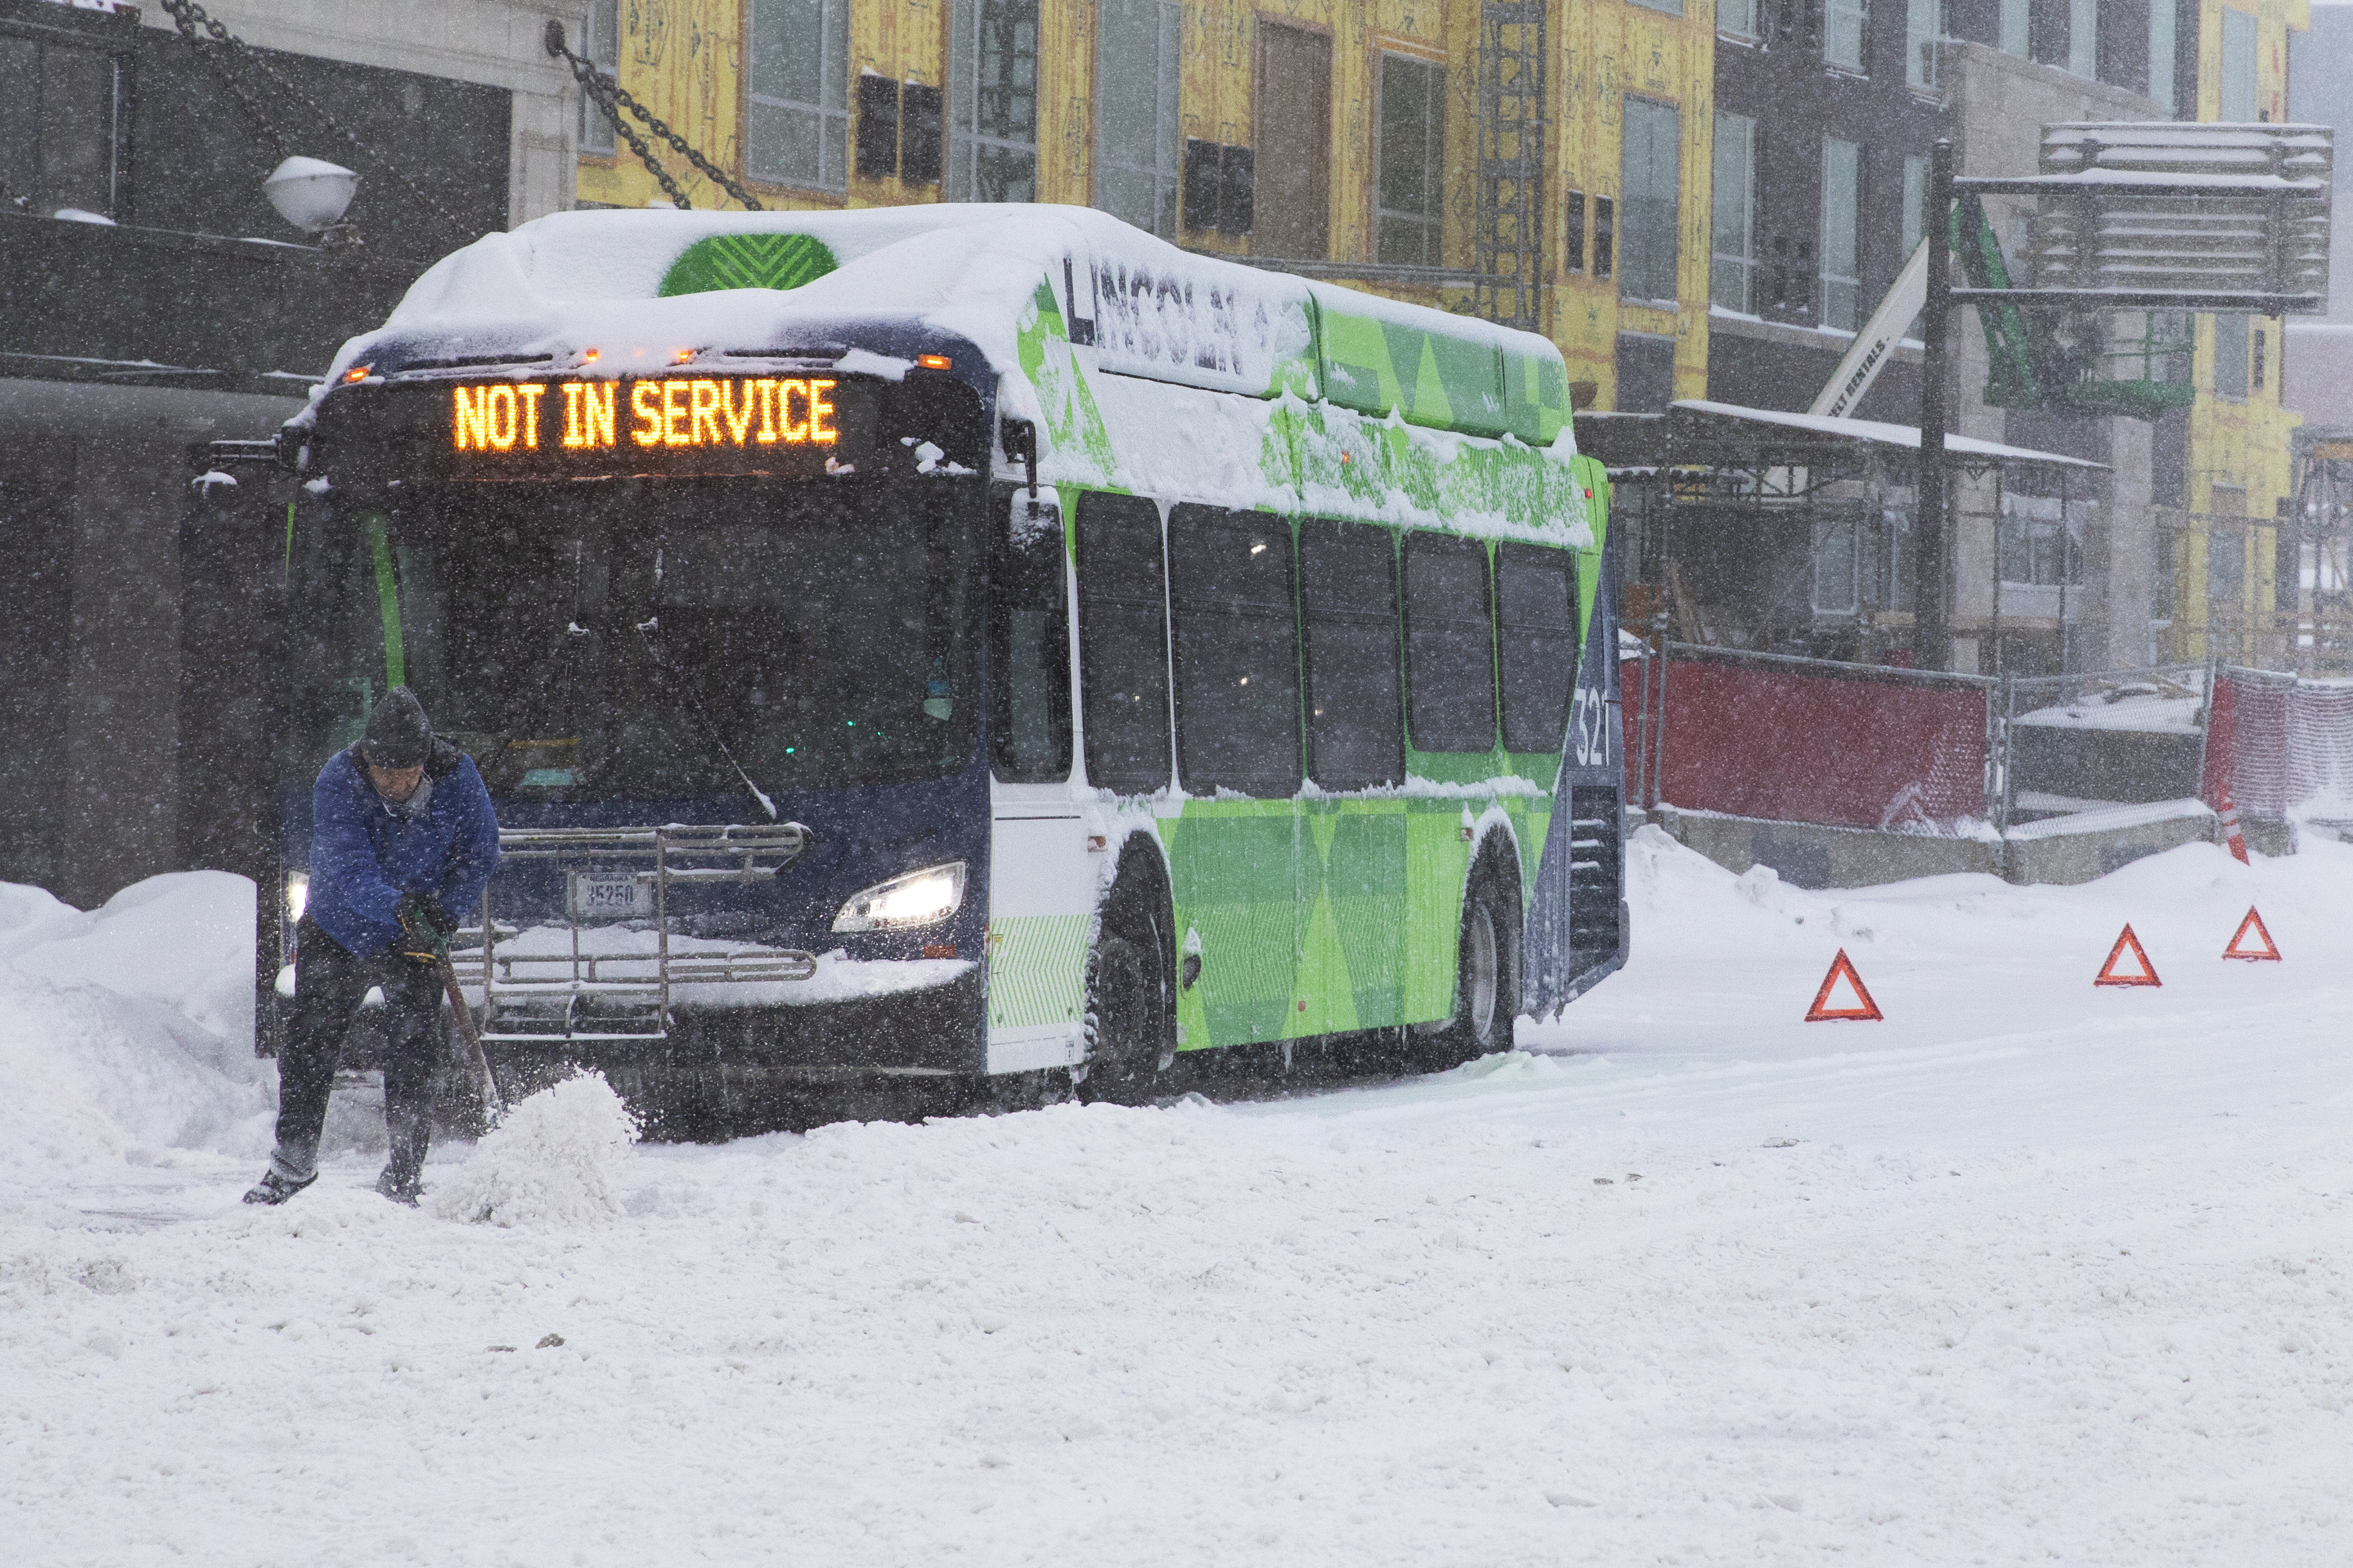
[0,872,269,1172]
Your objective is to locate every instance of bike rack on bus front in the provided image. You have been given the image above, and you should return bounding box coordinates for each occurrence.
[447,822,818,1046]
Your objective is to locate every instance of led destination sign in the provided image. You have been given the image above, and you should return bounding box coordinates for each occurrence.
[430,374,877,478]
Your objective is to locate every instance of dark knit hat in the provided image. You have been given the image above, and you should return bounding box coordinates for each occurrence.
[362,687,433,769]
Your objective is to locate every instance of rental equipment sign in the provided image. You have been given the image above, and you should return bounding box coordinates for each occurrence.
[424,375,878,478]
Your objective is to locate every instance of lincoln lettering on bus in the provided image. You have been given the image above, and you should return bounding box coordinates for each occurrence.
[455,377,840,456]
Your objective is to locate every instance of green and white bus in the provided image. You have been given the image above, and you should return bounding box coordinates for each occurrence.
[236,204,1626,1119]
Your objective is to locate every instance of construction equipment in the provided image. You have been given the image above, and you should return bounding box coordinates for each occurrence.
[1949,191,2196,422]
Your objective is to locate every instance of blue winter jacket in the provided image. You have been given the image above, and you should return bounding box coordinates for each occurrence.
[308,741,501,958]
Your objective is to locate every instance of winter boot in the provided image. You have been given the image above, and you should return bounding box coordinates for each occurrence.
[242,1167,317,1205]
[375,1163,422,1207]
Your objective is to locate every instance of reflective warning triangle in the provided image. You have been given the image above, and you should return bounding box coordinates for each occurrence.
[2222,906,2282,962]
[2094,924,2162,987]
[1805,949,1884,1021]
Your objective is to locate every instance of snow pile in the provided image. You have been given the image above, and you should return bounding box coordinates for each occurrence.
[429,1072,639,1227]
[0,873,270,1171]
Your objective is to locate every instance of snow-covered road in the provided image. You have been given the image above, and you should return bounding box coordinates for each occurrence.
[6,831,2352,1565]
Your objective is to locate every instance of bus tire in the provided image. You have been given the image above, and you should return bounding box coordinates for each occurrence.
[1433,855,1520,1069]
[1078,911,1174,1105]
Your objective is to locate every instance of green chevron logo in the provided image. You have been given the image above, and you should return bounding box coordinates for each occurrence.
[658,232,839,297]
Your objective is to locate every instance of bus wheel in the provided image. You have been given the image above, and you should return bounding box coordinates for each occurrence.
[1433,861,1520,1069]
[1079,916,1173,1105]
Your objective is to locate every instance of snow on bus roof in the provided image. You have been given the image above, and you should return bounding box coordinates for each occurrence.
[334,205,1563,415]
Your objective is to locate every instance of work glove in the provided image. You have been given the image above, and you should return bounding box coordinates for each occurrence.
[394,891,460,968]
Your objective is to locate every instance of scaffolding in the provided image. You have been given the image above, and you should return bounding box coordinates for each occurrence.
[2285,428,2353,674]
[1473,1,1546,332]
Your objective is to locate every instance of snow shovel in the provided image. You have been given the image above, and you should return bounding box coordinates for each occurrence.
[437,953,506,1123]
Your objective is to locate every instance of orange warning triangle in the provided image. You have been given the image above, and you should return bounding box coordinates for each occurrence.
[1805,949,1884,1021]
[2095,924,2162,987]
[2222,906,2282,962]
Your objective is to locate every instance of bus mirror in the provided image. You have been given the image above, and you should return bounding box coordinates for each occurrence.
[1000,417,1038,501]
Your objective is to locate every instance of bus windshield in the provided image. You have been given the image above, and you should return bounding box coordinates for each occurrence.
[289,476,979,800]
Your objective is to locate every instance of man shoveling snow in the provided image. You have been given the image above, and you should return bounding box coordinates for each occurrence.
[244,689,499,1207]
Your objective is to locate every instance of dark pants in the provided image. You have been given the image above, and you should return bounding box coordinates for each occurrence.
[270,916,444,1184]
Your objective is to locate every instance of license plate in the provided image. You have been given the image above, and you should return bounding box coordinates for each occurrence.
[569,870,653,921]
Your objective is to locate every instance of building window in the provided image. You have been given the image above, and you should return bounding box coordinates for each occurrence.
[1595,196,1615,280]
[1255,21,1332,258]
[2149,0,2177,114]
[0,35,121,219]
[2213,312,2249,401]
[1999,494,2081,586]
[1999,0,2028,56]
[1711,111,1758,313]
[1826,0,1869,72]
[579,0,619,156]
[747,0,851,192]
[949,0,1039,202]
[2222,8,2257,122]
[2067,0,2097,78]
[1814,514,1861,614]
[1619,97,1681,304]
[2206,518,2246,604]
[1820,138,1862,332]
[1902,152,1928,255]
[1615,332,1676,413]
[1721,0,1760,39]
[1632,0,1685,12]
[1905,0,1942,89]
[1096,0,1182,237]
[1564,191,1586,273]
[1377,55,1444,267]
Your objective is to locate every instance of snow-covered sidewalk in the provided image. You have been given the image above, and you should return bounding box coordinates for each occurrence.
[5,833,2351,1565]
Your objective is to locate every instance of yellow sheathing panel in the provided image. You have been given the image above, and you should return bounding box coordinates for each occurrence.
[2174,0,2308,660]
[577,0,750,213]
[1545,2,1714,410]
[574,3,1709,419]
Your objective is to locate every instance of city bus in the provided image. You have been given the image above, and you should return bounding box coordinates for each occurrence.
[212,204,1626,1128]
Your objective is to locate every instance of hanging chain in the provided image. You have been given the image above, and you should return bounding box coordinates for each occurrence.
[156,0,442,218]
[545,23,765,213]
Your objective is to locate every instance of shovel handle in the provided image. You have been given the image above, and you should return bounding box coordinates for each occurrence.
[438,956,505,1117]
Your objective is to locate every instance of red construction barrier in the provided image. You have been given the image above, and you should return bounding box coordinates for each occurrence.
[1643,656,1989,830]
[2203,670,2291,821]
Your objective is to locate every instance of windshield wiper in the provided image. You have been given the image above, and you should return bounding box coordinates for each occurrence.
[633,617,778,820]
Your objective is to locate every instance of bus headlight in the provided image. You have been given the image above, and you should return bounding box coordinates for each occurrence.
[832,861,965,932]
[285,871,309,926]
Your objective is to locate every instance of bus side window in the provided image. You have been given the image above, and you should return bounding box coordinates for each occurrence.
[990,493,1074,782]
[1300,518,1403,789]
[1403,531,1496,753]
[1074,492,1174,793]
[1494,543,1579,753]
[1168,505,1303,798]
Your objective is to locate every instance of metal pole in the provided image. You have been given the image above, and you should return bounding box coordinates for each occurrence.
[1990,463,2004,676]
[2057,469,2070,672]
[1918,140,1954,672]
